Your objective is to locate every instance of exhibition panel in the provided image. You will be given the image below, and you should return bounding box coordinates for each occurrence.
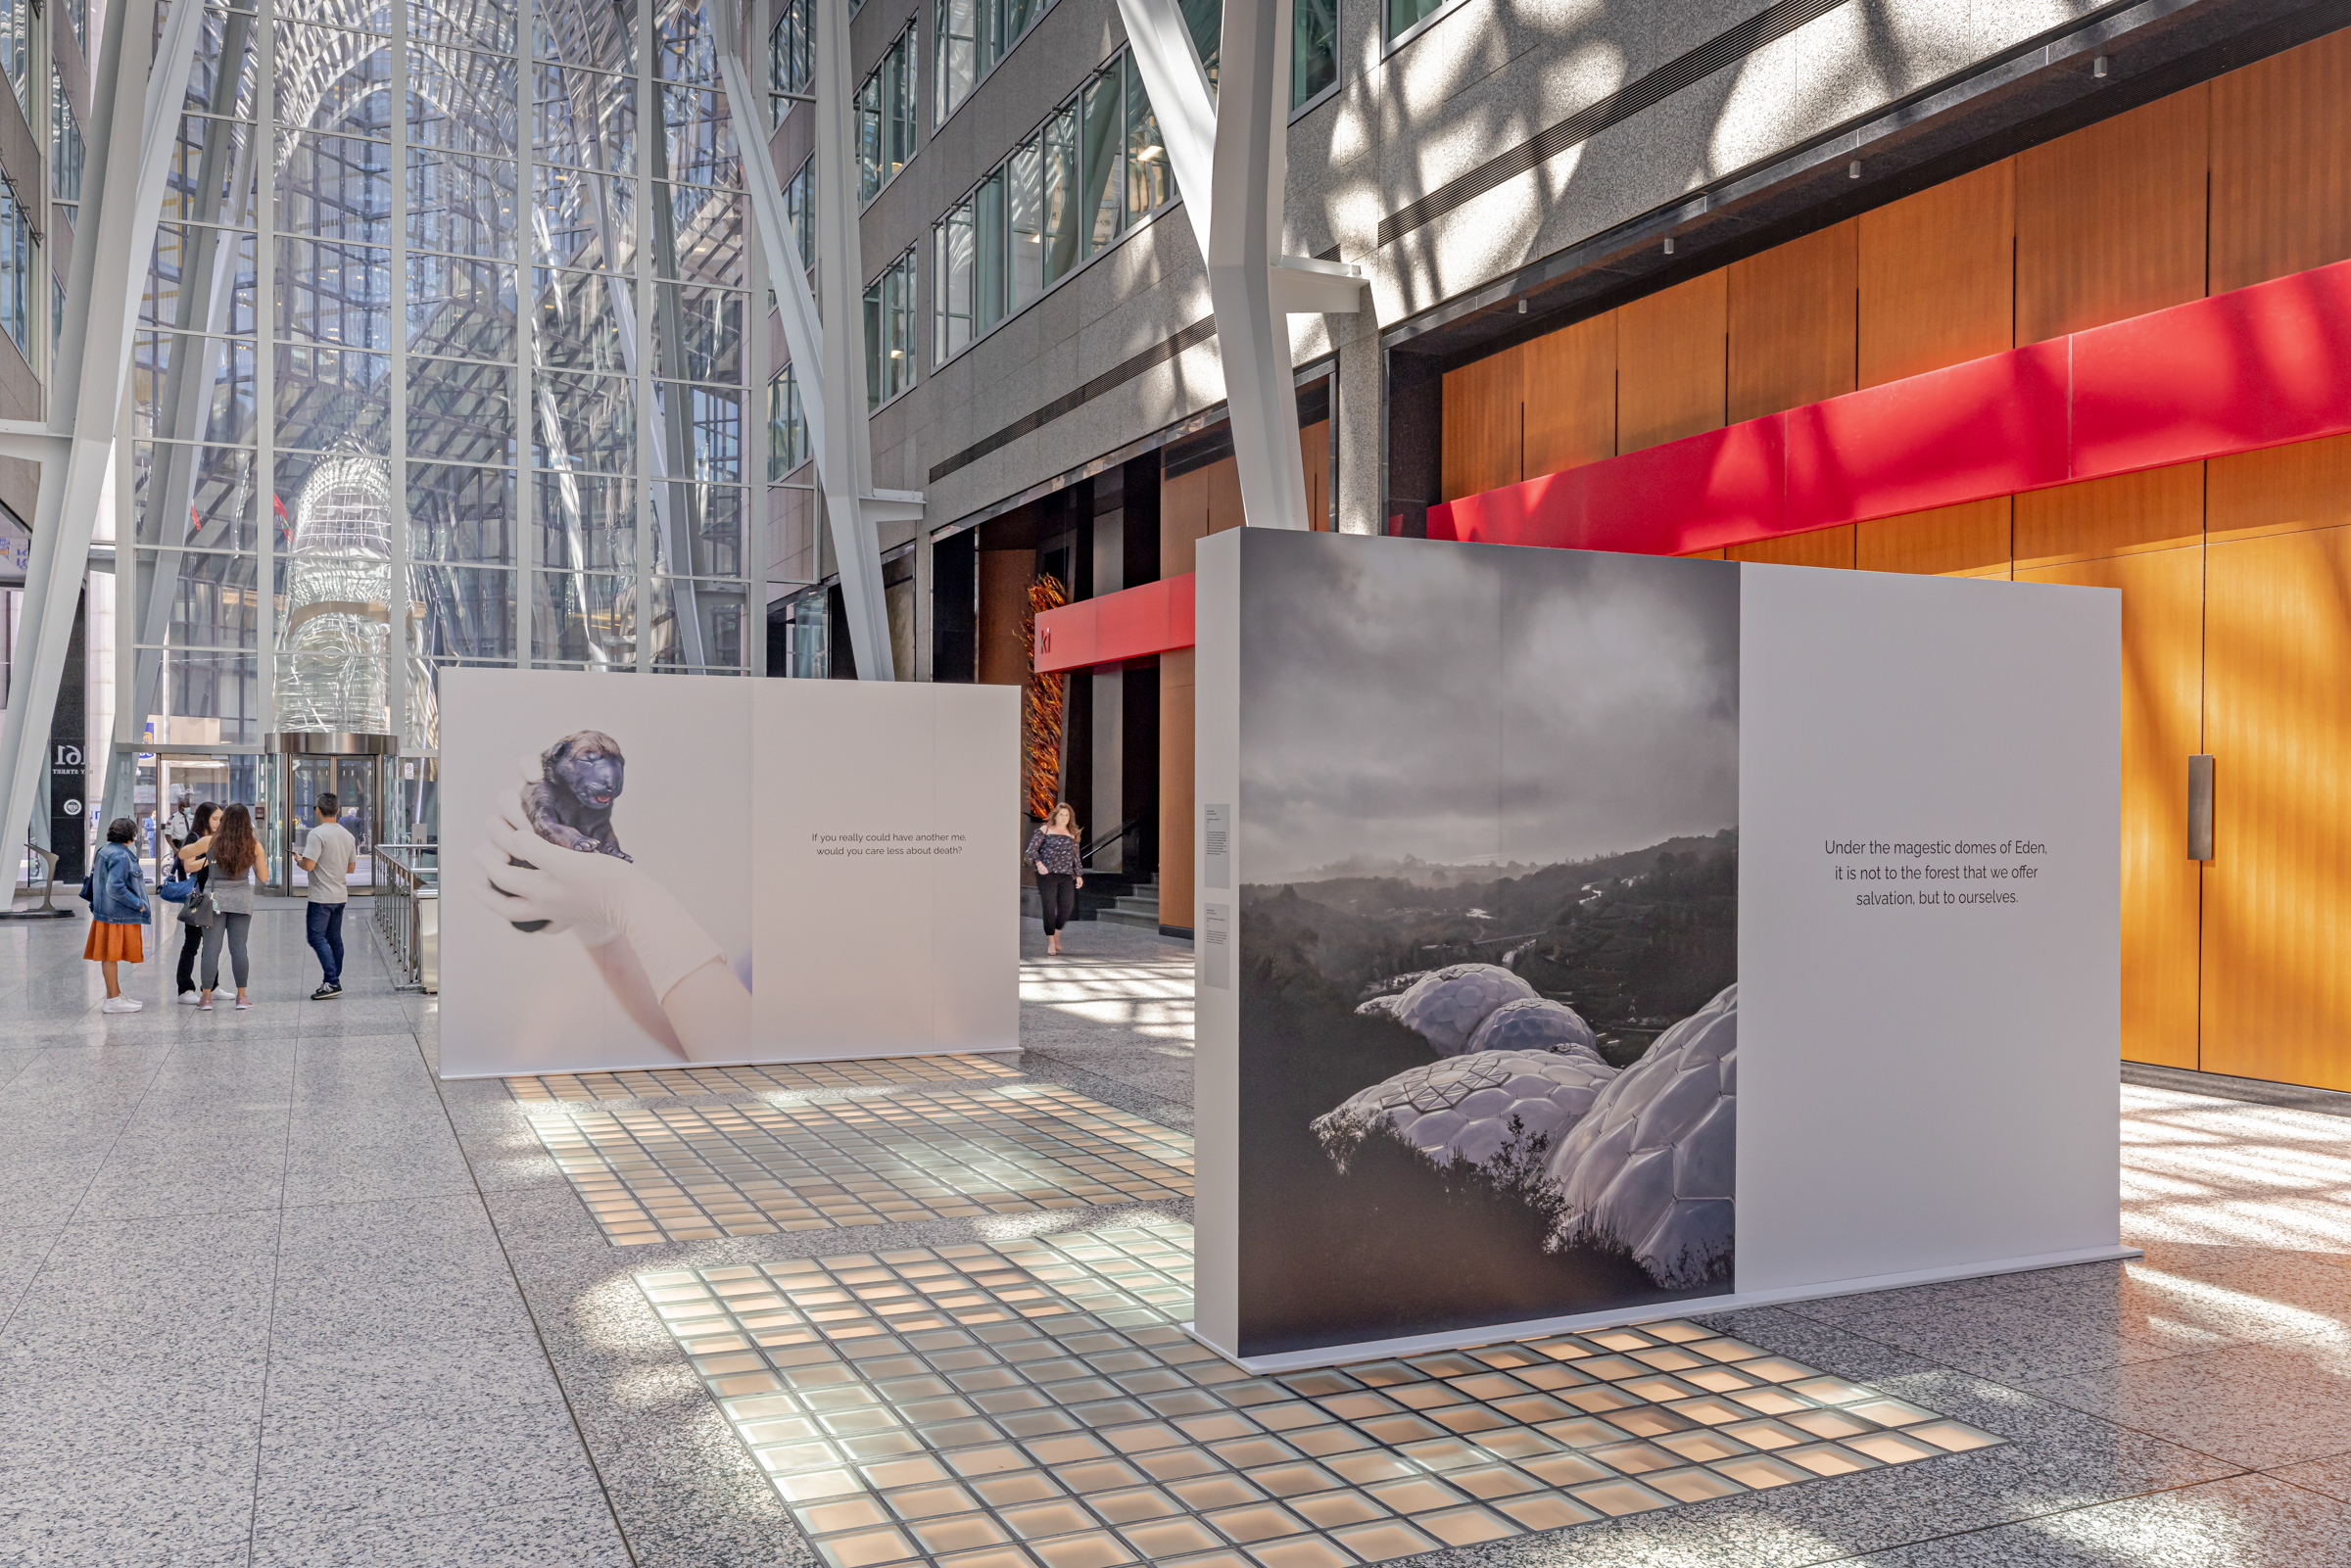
[1193,531,2124,1365]
[439,668,1017,1075]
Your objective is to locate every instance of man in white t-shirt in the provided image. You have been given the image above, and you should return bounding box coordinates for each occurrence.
[298,793,358,1000]
[163,796,193,875]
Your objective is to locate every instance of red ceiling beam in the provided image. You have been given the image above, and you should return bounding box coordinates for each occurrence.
[1033,257,2351,673]
[1436,258,2351,551]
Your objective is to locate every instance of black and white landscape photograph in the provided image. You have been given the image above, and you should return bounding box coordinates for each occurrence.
[1235,535,1742,1355]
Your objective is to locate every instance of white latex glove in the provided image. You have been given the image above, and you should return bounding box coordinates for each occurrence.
[477,776,606,943]
[476,789,722,1000]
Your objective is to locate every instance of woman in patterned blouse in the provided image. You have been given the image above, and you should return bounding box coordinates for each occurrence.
[1025,803,1084,956]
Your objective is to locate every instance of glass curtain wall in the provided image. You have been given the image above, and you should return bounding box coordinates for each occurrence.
[132,0,752,768]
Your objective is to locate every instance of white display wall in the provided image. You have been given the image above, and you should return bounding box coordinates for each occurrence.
[1191,530,2126,1368]
[439,669,1019,1078]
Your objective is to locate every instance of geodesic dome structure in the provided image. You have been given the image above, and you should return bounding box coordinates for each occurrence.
[1313,1049,1619,1177]
[1545,983,1737,1289]
[1391,963,1537,1056]
[1464,997,1602,1061]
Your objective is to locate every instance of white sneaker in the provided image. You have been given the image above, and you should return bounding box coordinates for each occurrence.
[101,996,143,1014]
[176,991,202,1005]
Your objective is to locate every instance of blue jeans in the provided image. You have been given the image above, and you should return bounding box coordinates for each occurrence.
[307,901,346,987]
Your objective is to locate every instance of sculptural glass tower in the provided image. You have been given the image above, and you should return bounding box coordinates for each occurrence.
[131,0,755,758]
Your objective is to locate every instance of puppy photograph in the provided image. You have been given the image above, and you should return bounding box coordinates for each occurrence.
[504,730,631,931]
[441,668,753,1075]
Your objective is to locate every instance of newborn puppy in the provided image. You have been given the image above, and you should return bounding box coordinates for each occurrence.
[523,731,632,862]
[504,730,631,933]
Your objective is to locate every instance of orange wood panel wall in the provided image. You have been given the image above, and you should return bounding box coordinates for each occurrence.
[2020,544,2206,1069]
[2211,28,2351,294]
[2015,87,2210,346]
[976,547,1034,686]
[1522,314,1615,476]
[2208,431,2351,545]
[2014,465,2206,569]
[1302,421,1332,530]
[1726,526,1854,568]
[1441,348,1523,500]
[1161,647,1195,933]
[1856,498,2012,577]
[2201,525,2351,1090]
[1617,272,1726,453]
[1727,220,1857,423]
[1857,162,2015,387]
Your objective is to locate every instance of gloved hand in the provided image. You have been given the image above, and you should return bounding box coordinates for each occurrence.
[474,789,722,1001]
[479,769,607,943]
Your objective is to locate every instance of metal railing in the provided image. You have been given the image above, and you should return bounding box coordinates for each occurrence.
[373,842,439,992]
[1081,816,1151,869]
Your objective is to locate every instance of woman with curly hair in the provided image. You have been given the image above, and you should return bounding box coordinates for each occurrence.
[181,803,268,1012]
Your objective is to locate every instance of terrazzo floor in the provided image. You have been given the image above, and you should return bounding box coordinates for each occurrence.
[3,912,2350,1566]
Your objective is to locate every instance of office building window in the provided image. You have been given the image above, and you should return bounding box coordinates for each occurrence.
[771,0,811,124]
[1387,0,1454,43]
[1172,0,1332,107]
[864,247,916,407]
[0,0,26,112]
[52,69,85,214]
[932,47,1176,364]
[855,22,919,202]
[1179,0,1221,88]
[768,362,809,478]
[1293,0,1338,107]
[65,0,87,58]
[783,156,815,271]
[935,0,1055,124]
[0,178,31,357]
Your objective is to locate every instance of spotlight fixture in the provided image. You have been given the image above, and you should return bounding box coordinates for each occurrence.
[2093,55,2108,77]
[1517,300,1528,314]
[1663,235,1675,255]
[1848,160,1861,179]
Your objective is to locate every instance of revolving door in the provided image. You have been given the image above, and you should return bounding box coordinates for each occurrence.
[264,736,395,897]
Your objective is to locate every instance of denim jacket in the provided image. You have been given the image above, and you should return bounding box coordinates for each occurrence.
[89,842,148,925]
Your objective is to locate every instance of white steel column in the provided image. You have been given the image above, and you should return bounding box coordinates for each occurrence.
[1115,0,1363,534]
[634,0,656,673]
[1205,0,1309,532]
[0,0,205,862]
[713,0,897,680]
[808,0,891,679]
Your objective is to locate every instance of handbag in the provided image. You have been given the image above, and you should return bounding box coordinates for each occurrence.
[159,876,197,904]
[178,887,216,929]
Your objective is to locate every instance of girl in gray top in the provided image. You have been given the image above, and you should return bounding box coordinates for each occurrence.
[182,803,268,1012]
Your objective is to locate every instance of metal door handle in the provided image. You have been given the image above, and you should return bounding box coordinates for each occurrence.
[2187,755,2214,862]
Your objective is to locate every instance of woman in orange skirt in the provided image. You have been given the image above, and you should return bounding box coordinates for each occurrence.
[85,817,150,1014]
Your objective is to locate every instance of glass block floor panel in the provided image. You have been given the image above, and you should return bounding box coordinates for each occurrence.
[638,1221,2002,1568]
[535,1085,1196,1243]
[506,1054,1026,1103]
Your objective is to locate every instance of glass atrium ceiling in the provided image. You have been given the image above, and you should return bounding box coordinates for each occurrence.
[134,0,752,751]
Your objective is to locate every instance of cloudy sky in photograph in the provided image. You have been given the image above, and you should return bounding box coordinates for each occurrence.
[1238,535,1740,883]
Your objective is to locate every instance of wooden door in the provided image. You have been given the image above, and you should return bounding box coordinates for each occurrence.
[2200,526,2351,1090]
[2020,546,2205,1069]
